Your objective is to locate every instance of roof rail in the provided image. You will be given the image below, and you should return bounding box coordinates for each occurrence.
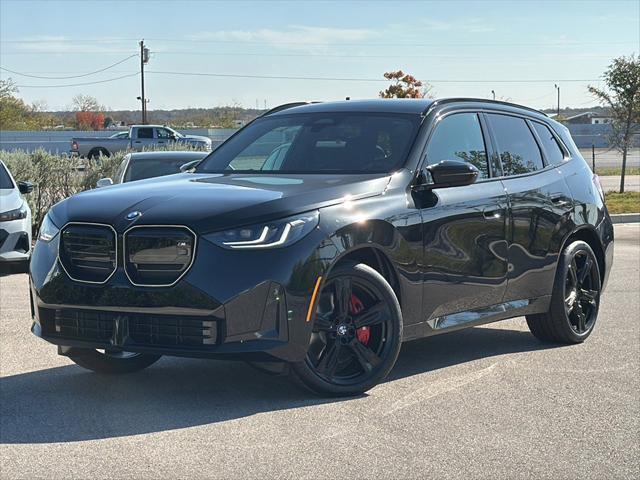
[260,101,319,117]
[428,97,546,117]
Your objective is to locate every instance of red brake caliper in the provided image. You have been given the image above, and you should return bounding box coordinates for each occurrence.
[349,294,370,345]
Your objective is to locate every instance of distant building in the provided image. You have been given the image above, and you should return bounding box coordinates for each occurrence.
[566,111,614,125]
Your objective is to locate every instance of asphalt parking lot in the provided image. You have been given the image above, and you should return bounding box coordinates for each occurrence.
[1,224,638,480]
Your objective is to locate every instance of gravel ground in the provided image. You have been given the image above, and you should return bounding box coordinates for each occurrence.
[1,224,638,480]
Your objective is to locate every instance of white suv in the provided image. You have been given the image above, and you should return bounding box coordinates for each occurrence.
[0,161,33,271]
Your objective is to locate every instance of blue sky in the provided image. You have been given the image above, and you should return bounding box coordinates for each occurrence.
[1,0,638,111]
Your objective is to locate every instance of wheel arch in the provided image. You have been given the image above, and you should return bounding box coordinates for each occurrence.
[559,225,606,284]
[328,244,402,305]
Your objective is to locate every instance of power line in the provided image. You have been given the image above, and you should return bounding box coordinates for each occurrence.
[14,72,139,88]
[0,54,137,79]
[147,70,601,83]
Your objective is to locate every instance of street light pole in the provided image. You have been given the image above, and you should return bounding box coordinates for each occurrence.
[554,84,560,118]
[491,90,496,100]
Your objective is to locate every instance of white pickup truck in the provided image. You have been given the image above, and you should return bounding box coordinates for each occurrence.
[70,125,212,158]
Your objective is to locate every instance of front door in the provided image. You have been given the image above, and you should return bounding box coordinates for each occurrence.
[418,112,509,323]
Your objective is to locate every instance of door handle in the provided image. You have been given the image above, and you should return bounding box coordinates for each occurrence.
[133,140,142,144]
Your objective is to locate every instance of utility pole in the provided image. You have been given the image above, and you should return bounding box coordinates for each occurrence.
[554,84,560,118]
[139,40,150,124]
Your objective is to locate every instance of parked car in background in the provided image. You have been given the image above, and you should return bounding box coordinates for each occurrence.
[0,161,33,272]
[71,125,212,159]
[96,151,209,187]
[30,99,613,396]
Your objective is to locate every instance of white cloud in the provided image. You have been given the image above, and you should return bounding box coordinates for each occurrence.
[188,25,376,52]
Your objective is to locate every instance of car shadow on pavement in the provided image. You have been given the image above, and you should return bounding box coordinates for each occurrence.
[1,325,558,444]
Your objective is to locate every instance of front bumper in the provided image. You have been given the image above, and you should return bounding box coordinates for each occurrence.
[30,227,337,362]
[0,217,31,264]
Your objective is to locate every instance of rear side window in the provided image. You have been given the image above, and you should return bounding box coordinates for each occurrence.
[425,113,489,179]
[488,114,544,175]
[0,163,14,189]
[137,128,154,139]
[531,121,565,165]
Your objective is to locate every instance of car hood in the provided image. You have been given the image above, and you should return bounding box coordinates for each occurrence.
[0,188,22,214]
[181,135,211,143]
[51,172,392,233]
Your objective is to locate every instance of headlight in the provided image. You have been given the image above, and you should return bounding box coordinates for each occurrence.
[206,211,319,250]
[0,202,28,222]
[38,213,60,242]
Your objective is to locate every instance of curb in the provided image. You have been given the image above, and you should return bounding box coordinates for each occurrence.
[611,213,640,224]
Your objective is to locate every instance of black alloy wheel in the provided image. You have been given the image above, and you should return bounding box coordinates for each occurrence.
[526,240,601,344]
[291,263,402,396]
[564,250,600,335]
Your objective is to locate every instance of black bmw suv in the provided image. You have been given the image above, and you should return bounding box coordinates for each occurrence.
[30,98,613,396]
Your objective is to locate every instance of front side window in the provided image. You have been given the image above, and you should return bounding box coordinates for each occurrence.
[198,113,420,174]
[425,113,489,179]
[487,114,544,175]
[157,128,174,140]
[0,163,14,189]
[531,121,565,166]
[137,128,154,139]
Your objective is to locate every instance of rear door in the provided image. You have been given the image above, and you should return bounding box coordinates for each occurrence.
[484,113,574,303]
[131,127,156,151]
[419,111,509,323]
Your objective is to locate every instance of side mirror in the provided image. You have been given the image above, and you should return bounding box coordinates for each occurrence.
[96,178,114,188]
[180,160,201,172]
[18,181,34,194]
[421,160,479,189]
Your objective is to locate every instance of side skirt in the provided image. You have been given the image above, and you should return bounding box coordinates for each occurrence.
[402,296,551,342]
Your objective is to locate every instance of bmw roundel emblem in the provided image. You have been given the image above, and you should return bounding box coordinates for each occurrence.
[125,211,142,221]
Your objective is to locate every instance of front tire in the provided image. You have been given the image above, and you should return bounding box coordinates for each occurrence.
[68,349,161,374]
[526,240,601,344]
[291,263,403,397]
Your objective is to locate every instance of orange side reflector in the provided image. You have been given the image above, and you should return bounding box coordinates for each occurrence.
[306,276,323,323]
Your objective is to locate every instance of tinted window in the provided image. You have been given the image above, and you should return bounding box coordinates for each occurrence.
[0,163,14,189]
[199,113,420,174]
[532,122,565,165]
[488,114,543,175]
[125,157,189,182]
[137,128,154,139]
[426,113,489,179]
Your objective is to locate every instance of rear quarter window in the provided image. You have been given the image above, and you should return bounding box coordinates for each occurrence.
[531,121,565,165]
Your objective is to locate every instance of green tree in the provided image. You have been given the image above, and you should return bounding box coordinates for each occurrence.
[589,55,640,193]
[379,70,432,99]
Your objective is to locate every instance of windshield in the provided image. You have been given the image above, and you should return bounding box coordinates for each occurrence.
[197,112,420,174]
[0,163,14,189]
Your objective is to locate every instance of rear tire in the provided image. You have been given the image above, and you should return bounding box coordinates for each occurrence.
[68,349,161,374]
[291,263,402,397]
[526,240,601,344]
[87,148,110,160]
